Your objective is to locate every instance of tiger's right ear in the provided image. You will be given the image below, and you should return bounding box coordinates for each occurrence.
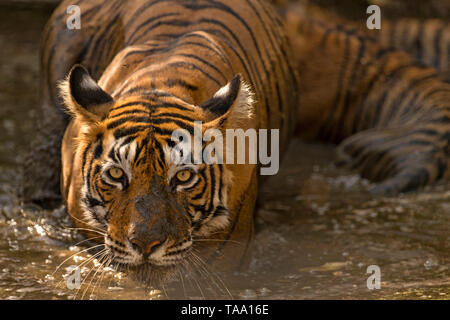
[59,64,113,123]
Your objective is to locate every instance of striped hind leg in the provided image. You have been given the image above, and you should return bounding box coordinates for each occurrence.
[285,13,450,194]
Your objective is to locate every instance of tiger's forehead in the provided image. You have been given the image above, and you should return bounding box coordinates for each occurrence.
[100,119,171,172]
[107,93,200,117]
[102,132,145,166]
[92,91,214,179]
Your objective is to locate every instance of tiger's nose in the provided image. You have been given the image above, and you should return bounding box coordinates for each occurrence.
[129,238,162,256]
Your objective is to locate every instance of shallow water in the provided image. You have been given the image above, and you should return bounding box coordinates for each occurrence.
[0,4,449,300]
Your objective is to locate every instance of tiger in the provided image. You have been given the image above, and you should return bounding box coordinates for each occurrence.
[369,18,450,81]
[21,0,449,286]
[281,3,450,194]
[279,2,450,80]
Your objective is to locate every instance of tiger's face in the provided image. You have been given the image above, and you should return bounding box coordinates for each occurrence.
[60,65,256,284]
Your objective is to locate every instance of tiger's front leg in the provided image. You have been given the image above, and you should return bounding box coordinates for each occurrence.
[286,15,450,194]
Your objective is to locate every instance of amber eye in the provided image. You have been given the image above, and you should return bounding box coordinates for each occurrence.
[175,170,192,183]
[108,167,124,180]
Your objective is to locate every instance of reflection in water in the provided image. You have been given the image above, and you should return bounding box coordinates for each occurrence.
[0,4,448,300]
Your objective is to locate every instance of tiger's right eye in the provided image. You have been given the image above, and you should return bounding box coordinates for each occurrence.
[108,168,124,180]
[176,169,192,183]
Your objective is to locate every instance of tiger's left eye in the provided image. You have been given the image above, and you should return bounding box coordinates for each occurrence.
[108,167,124,180]
[175,170,192,183]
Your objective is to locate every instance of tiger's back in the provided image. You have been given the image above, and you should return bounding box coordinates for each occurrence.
[42,0,299,147]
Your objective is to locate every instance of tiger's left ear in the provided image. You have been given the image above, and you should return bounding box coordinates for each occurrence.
[199,74,256,130]
[59,64,113,123]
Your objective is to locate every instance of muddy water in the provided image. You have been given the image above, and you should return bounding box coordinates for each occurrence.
[0,5,449,300]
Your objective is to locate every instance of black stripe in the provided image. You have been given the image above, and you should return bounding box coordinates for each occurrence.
[319,30,351,140]
[152,112,195,122]
[88,12,122,77]
[356,61,421,131]
[381,73,437,126]
[433,23,445,69]
[191,180,208,200]
[337,37,366,138]
[132,19,192,43]
[107,116,151,130]
[122,46,167,60]
[183,179,202,192]
[134,136,149,163]
[127,12,180,44]
[108,109,150,119]
[206,178,249,263]
[174,53,227,82]
[152,139,167,170]
[84,149,97,198]
[415,21,425,62]
[151,118,195,135]
[178,35,233,71]
[370,65,434,128]
[217,163,224,203]
[93,141,103,160]
[163,78,198,91]
[123,0,176,33]
[197,16,263,85]
[207,165,216,212]
[158,61,222,86]
[81,142,92,176]
[113,125,151,139]
[109,101,154,113]
[119,136,137,149]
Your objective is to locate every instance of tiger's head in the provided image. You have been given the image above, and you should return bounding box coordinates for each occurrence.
[59,65,258,285]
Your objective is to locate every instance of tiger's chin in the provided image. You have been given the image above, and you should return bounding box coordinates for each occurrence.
[115,260,181,288]
[111,245,194,288]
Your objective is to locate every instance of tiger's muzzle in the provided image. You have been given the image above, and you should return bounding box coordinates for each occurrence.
[123,180,191,265]
[103,183,194,287]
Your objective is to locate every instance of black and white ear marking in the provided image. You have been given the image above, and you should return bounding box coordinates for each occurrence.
[59,64,113,122]
[69,65,113,109]
[199,74,254,119]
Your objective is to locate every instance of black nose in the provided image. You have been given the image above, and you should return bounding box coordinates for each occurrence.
[129,237,162,256]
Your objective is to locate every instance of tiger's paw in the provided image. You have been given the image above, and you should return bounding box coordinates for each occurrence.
[336,127,449,195]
